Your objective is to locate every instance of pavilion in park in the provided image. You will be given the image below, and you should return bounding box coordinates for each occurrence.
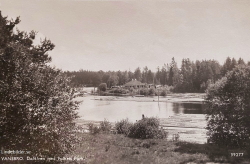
[123,79,146,88]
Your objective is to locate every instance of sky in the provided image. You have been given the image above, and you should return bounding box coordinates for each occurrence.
[1,0,250,71]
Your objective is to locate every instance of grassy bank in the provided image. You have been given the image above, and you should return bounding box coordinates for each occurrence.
[70,133,249,164]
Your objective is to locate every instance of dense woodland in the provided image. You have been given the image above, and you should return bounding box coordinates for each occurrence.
[66,57,250,93]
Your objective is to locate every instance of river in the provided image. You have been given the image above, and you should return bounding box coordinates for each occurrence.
[77,88,207,143]
[76,95,206,122]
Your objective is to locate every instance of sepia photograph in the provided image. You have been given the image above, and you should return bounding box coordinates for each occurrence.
[1,0,250,163]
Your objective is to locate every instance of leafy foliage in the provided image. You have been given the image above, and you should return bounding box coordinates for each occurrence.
[206,66,250,149]
[87,119,112,135]
[87,123,101,135]
[160,89,167,96]
[0,12,79,158]
[148,88,156,95]
[115,119,133,136]
[128,117,168,139]
[100,119,112,132]
[98,83,107,92]
[110,88,129,94]
[139,88,149,96]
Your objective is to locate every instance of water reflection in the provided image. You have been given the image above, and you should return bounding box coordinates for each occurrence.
[172,102,206,114]
[172,103,181,114]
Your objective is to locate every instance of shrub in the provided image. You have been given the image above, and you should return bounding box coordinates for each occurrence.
[148,88,156,96]
[87,123,101,134]
[111,88,129,94]
[115,119,133,136]
[128,117,168,139]
[129,87,135,92]
[206,66,250,149]
[100,119,112,132]
[88,119,112,134]
[160,89,167,96]
[167,85,174,92]
[98,83,107,92]
[139,88,149,96]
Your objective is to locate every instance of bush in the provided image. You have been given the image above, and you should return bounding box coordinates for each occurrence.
[148,88,156,96]
[167,85,174,92]
[88,119,112,134]
[88,123,101,134]
[129,87,135,92]
[98,83,107,92]
[139,88,149,96]
[111,88,129,94]
[128,117,168,139]
[206,66,250,149]
[100,119,112,132]
[160,89,167,96]
[115,119,133,136]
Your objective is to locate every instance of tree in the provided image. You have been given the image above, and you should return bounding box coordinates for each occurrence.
[168,57,180,86]
[160,64,167,86]
[98,83,107,92]
[155,66,161,84]
[122,71,129,84]
[179,58,193,92]
[231,58,237,70]
[107,73,119,88]
[142,66,148,83]
[0,12,79,159]
[206,65,250,149]
[117,70,123,85]
[221,57,232,76]
[91,72,101,91]
[238,57,246,66]
[128,70,134,81]
[134,67,142,81]
[147,69,154,84]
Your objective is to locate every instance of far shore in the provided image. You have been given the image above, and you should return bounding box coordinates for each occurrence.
[88,93,205,103]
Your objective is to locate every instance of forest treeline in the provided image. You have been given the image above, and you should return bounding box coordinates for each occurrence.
[65,57,249,93]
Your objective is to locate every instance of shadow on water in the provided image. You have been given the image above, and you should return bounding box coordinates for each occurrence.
[172,102,207,114]
[172,103,181,114]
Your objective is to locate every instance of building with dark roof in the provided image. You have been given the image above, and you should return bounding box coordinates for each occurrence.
[124,79,145,88]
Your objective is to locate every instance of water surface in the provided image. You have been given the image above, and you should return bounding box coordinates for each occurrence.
[77,96,205,122]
